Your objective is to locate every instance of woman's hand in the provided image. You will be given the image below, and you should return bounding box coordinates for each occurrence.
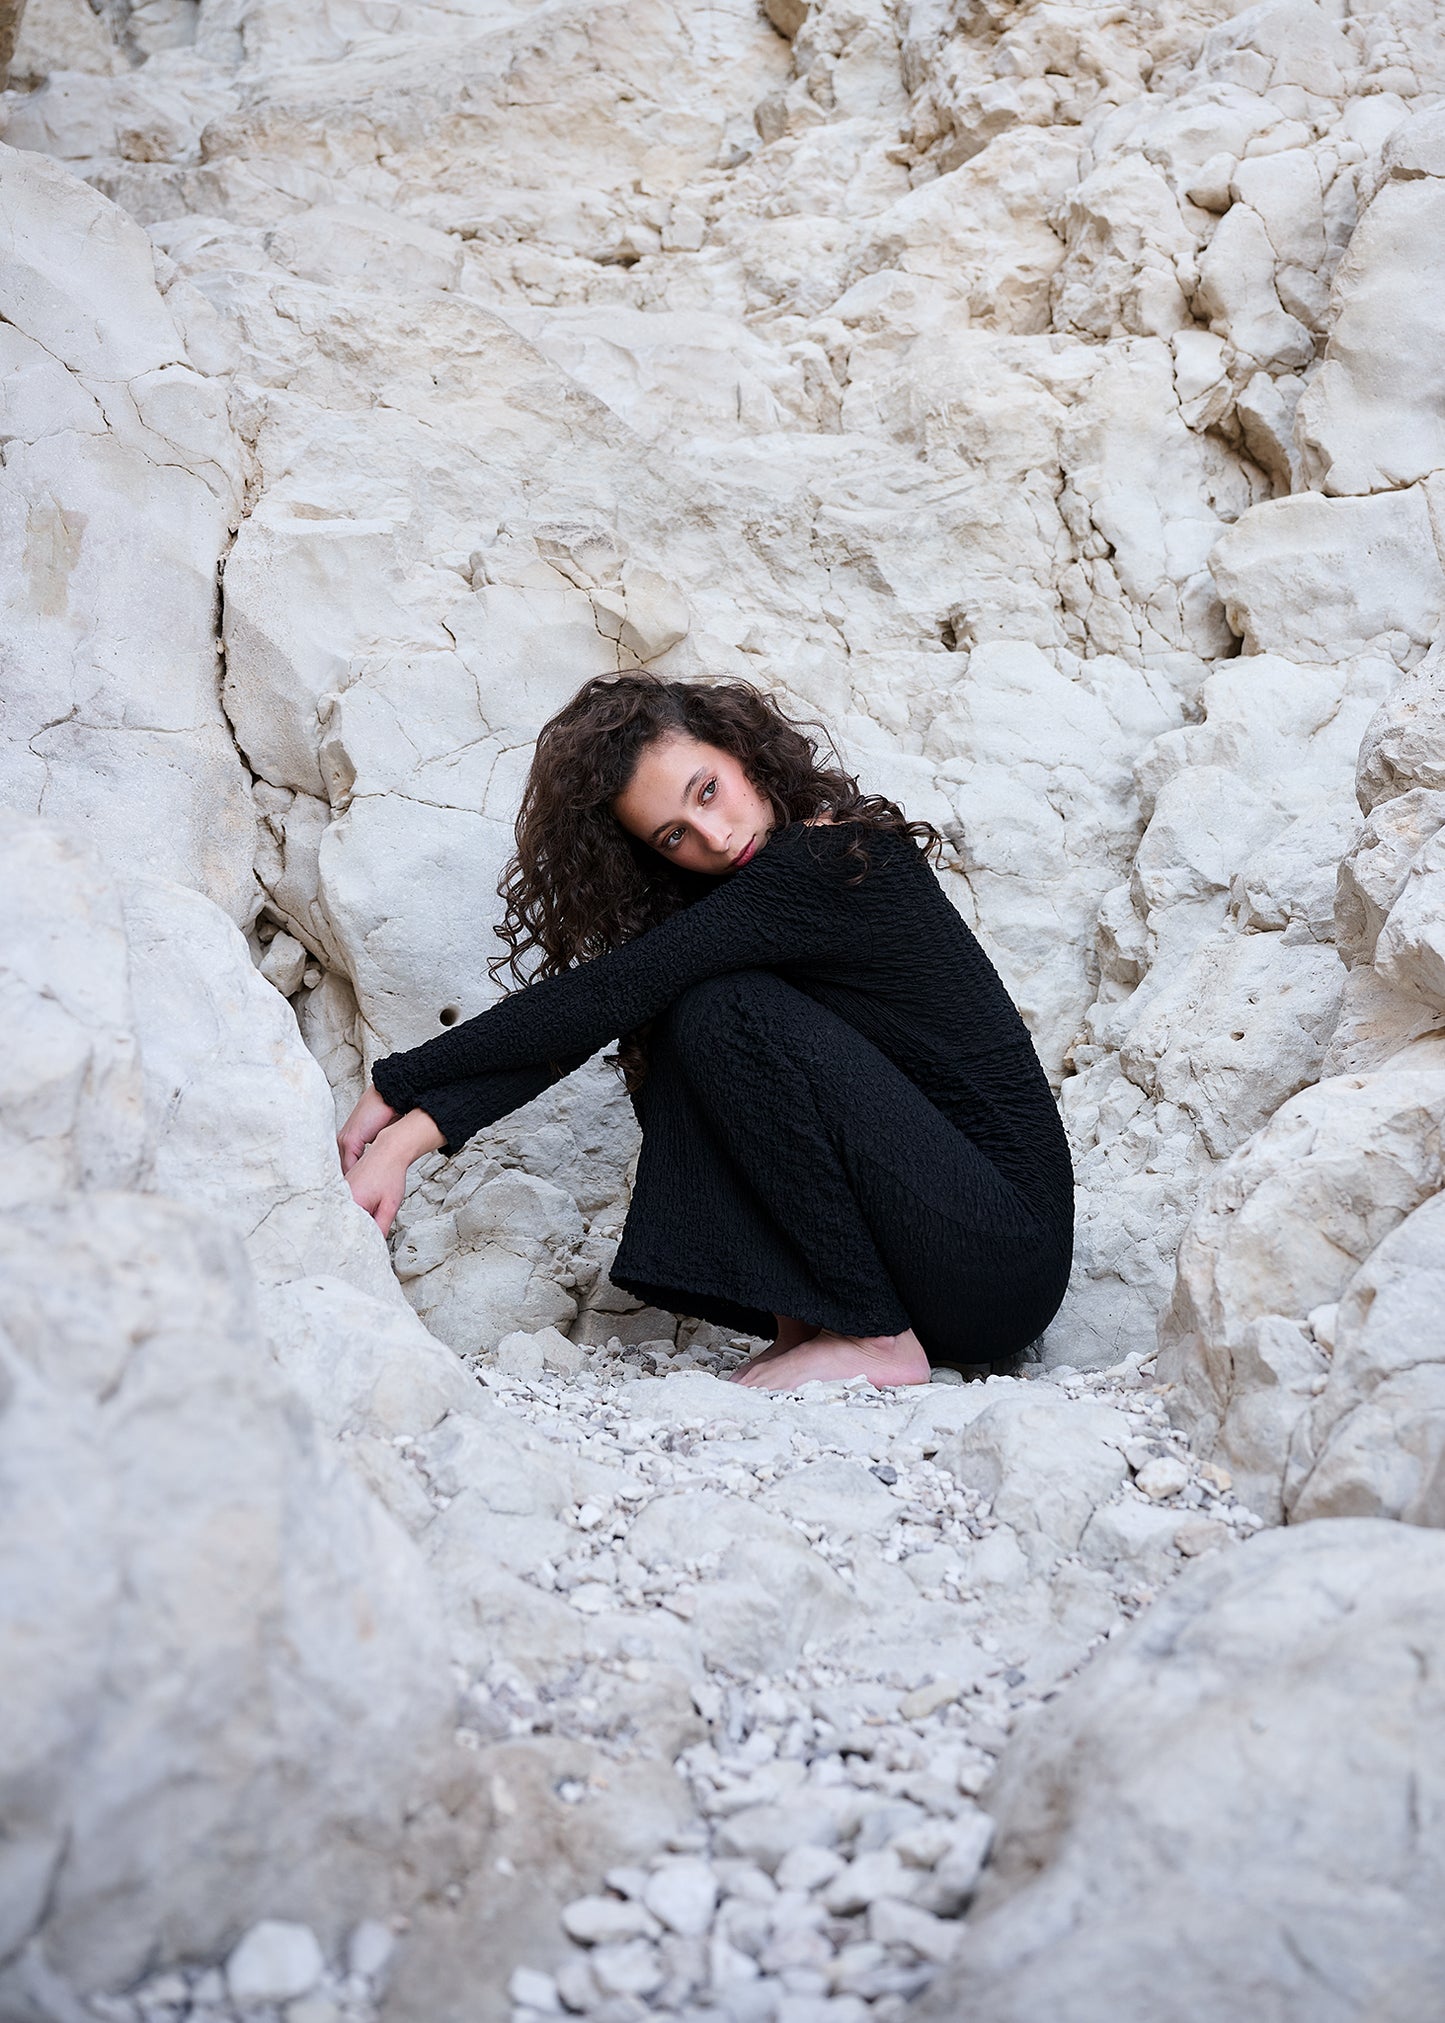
[337,1084,400,1174]
[343,1109,447,1236]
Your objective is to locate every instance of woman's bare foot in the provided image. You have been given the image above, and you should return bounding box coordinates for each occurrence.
[732,1327,930,1391]
[727,1316,820,1382]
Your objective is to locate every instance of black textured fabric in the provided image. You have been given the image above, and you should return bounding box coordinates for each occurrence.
[372,821,1074,1362]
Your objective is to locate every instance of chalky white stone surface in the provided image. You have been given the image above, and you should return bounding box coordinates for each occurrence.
[3,0,1445,2016]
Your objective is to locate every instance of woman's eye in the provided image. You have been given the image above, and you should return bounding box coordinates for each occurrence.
[700,779,717,802]
[664,827,684,848]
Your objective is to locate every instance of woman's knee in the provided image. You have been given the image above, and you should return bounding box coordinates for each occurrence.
[662,969,792,1060]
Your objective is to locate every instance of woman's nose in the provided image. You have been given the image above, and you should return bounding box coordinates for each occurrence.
[697,812,730,852]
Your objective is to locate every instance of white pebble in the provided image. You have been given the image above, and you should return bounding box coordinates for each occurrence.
[554,1955,599,2010]
[506,1966,561,2012]
[1136,1455,1190,1500]
[643,1856,719,1935]
[589,1937,666,1996]
[866,1897,959,1963]
[899,1679,960,1722]
[226,1921,325,2006]
[346,1918,395,1981]
[823,1851,915,1915]
[561,1895,661,1945]
[774,1845,845,1893]
[285,1998,340,2023]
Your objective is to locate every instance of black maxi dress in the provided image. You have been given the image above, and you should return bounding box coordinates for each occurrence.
[370,821,1074,1366]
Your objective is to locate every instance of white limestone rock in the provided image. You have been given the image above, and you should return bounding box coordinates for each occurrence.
[1209,488,1445,666]
[1355,641,1445,812]
[0,814,146,1210]
[1286,1191,1445,1525]
[1158,1058,1445,1520]
[0,812,396,1300]
[0,1193,456,2008]
[11,0,1445,2006]
[1374,828,1445,1012]
[120,873,397,1298]
[1297,105,1445,495]
[0,144,255,923]
[935,1394,1130,1554]
[915,1521,1445,2023]
[1335,788,1445,969]
[226,1921,325,2006]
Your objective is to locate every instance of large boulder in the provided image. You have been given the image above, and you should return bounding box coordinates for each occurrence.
[916,1520,1445,2023]
[0,1193,459,2010]
[1157,1053,1445,1521]
[1286,1190,1445,1525]
[0,810,397,1299]
[0,145,255,921]
[1297,105,1445,495]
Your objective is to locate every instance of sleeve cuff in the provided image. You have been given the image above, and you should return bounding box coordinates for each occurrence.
[370,1053,417,1114]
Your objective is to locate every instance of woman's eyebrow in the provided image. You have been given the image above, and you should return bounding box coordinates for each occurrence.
[650,769,708,841]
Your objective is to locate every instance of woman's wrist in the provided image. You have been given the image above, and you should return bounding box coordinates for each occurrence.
[376,1108,446,1161]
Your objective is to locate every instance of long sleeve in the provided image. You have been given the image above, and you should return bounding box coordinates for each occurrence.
[374,1055,590,1156]
[370,825,875,1131]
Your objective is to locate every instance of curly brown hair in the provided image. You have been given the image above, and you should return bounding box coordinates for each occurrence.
[491,674,940,998]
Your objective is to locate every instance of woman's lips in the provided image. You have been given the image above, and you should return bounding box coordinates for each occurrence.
[732,835,757,868]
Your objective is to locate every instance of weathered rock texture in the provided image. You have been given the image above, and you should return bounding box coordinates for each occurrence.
[917,1519,1445,2023]
[3,0,1445,2015]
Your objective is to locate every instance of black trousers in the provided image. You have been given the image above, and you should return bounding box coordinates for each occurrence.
[608,971,1067,1367]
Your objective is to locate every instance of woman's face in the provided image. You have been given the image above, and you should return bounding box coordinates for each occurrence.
[613,733,774,876]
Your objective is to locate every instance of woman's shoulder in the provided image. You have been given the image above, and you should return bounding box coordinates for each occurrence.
[756,818,928,879]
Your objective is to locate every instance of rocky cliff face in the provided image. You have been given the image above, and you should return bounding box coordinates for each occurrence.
[2,1,1444,2019]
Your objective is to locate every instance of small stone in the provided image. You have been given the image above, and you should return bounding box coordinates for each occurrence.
[823,1851,915,1915]
[508,1966,562,2012]
[258,930,308,997]
[1175,1518,1231,1557]
[708,1930,763,1988]
[899,1679,960,1722]
[714,1978,777,2023]
[866,1897,959,1963]
[142,1975,189,2005]
[714,1859,778,1903]
[495,1333,547,1378]
[590,1939,666,1997]
[1135,1455,1190,1500]
[226,1921,325,2006]
[591,1998,652,2023]
[555,1956,600,2009]
[830,1939,888,1991]
[891,1821,953,1868]
[774,1845,845,1893]
[778,1997,870,2023]
[870,1465,899,1485]
[715,1802,839,1872]
[1198,1462,1234,1493]
[347,1918,396,1981]
[285,1998,340,2023]
[562,1896,661,1945]
[643,1857,718,1936]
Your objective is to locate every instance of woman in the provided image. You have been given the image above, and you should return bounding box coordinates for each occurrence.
[338,674,1073,1390]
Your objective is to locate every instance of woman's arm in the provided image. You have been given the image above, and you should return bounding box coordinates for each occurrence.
[373,1054,592,1156]
[370,826,864,1103]
[344,1105,446,1233]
